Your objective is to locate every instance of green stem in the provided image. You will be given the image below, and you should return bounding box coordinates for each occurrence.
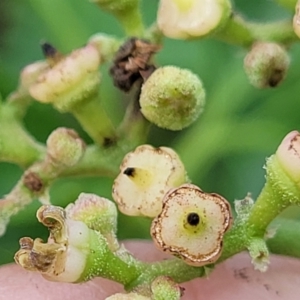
[215,14,254,47]
[83,231,143,285]
[117,82,150,146]
[115,6,145,36]
[60,145,121,178]
[71,94,117,146]
[0,102,45,167]
[248,155,300,236]
[132,259,204,290]
[216,14,297,47]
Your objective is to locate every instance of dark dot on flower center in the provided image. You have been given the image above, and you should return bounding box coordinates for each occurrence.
[123,167,136,177]
[187,213,200,226]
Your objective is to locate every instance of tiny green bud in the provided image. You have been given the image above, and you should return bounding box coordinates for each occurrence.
[112,145,187,218]
[46,128,85,167]
[139,66,205,131]
[151,184,232,266]
[66,193,119,251]
[157,0,232,39]
[244,42,290,88]
[29,45,101,112]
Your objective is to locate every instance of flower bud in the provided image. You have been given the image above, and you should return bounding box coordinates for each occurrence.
[66,193,118,250]
[46,128,85,167]
[139,66,205,131]
[293,1,300,38]
[151,183,232,266]
[29,44,101,112]
[244,42,290,88]
[274,130,300,186]
[157,0,232,39]
[112,145,187,217]
[14,205,92,282]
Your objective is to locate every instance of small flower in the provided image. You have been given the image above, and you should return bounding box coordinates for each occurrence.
[29,44,101,112]
[139,66,205,131]
[244,42,290,88]
[46,128,85,167]
[275,130,300,184]
[112,145,187,217]
[157,0,232,39]
[151,184,232,266]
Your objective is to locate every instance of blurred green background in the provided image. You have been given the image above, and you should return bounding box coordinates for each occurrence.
[1,0,300,265]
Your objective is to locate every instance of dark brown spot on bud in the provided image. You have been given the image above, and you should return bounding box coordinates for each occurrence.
[23,172,44,192]
[187,212,200,226]
[123,167,136,177]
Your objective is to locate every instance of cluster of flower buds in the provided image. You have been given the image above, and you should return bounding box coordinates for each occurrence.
[112,144,232,266]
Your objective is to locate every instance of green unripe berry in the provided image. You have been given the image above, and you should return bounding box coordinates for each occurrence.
[139,66,205,131]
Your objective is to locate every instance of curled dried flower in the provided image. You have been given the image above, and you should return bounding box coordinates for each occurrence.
[110,38,160,92]
[112,145,187,217]
[14,205,90,282]
[151,183,232,266]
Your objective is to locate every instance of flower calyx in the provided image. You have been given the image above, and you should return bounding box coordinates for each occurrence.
[151,183,232,266]
[112,145,187,217]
